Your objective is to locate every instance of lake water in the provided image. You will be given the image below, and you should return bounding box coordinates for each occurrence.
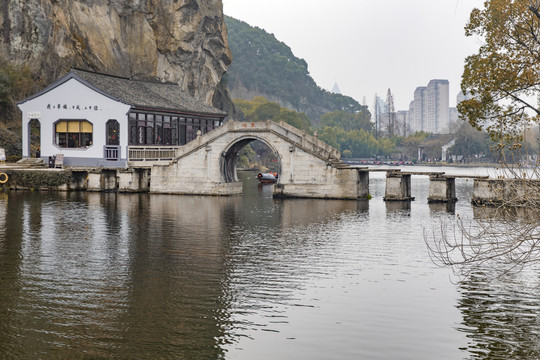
[1,166,539,359]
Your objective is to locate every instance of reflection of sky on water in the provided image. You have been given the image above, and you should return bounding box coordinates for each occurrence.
[0,168,539,359]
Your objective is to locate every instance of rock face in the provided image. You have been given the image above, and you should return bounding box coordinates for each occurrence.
[0,0,232,111]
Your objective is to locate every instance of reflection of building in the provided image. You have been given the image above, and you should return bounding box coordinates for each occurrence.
[18,69,227,167]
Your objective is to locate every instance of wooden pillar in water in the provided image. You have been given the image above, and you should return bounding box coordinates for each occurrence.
[384,171,414,201]
[428,175,457,203]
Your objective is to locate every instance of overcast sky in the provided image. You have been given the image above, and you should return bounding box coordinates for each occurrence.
[222,0,485,111]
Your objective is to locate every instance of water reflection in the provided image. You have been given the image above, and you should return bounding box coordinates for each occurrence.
[0,191,238,358]
[457,269,540,359]
[385,200,411,213]
[473,204,540,221]
[429,201,456,214]
[0,168,539,359]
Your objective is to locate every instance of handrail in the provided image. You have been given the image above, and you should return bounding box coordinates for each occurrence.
[128,146,180,161]
[170,120,342,164]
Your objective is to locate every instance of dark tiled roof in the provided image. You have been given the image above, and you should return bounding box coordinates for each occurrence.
[71,69,227,117]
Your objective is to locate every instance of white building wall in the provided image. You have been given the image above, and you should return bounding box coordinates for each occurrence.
[19,78,131,165]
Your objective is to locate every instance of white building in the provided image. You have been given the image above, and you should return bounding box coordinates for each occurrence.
[411,86,426,132]
[425,79,449,133]
[403,80,450,134]
[18,69,227,167]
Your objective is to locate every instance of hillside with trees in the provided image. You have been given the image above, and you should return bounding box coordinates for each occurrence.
[225,16,363,124]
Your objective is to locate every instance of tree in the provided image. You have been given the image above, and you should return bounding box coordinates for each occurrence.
[384,88,397,137]
[373,94,381,138]
[425,0,540,277]
[449,120,497,162]
[426,1,540,279]
[459,0,540,139]
[320,110,373,133]
[232,97,311,132]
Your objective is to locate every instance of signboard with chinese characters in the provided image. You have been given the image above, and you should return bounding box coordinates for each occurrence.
[27,112,41,119]
[0,148,5,162]
[47,104,102,111]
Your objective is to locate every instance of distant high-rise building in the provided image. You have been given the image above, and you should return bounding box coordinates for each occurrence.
[411,86,426,133]
[425,79,449,133]
[404,80,450,134]
[408,100,415,133]
[449,107,459,130]
[456,90,473,105]
[397,79,455,134]
[396,110,409,136]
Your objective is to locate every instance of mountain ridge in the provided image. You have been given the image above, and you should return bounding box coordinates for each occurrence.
[224,16,365,124]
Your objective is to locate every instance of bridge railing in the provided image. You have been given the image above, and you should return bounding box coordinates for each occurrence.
[128,146,180,161]
[169,120,342,164]
[267,121,341,161]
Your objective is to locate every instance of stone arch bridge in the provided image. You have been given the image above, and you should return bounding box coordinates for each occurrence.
[150,120,369,199]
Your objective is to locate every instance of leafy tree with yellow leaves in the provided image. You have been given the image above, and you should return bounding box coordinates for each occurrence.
[460,0,540,139]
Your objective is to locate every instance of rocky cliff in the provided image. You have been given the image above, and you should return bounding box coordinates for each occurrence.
[0,0,232,112]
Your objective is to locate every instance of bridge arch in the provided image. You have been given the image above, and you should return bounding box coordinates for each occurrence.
[221,136,281,183]
[150,121,368,199]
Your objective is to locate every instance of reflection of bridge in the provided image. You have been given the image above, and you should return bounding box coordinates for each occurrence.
[150,120,370,199]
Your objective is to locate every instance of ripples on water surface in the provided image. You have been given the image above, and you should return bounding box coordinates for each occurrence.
[0,168,539,359]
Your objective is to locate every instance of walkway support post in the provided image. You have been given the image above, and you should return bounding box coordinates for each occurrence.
[383,171,414,201]
[428,175,457,203]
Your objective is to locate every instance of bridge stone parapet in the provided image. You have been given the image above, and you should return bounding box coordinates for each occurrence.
[149,120,369,199]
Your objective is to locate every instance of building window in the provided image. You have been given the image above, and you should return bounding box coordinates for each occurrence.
[106,120,120,146]
[55,120,93,148]
[127,111,223,146]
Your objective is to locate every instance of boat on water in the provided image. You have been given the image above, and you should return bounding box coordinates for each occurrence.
[257,172,278,183]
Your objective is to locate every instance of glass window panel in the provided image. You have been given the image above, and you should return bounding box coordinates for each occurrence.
[138,127,145,144]
[107,120,119,146]
[130,126,137,145]
[146,126,154,144]
[156,122,163,144]
[164,128,171,145]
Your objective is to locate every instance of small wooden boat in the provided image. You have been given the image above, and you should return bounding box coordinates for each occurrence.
[257,172,278,183]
